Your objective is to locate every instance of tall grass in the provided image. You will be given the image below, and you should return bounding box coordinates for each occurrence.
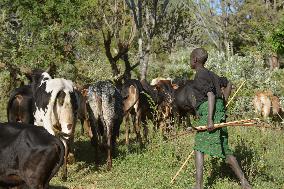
[50,121,284,189]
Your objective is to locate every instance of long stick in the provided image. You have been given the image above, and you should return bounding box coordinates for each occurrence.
[170,150,195,184]
[152,120,257,150]
[226,80,246,108]
[194,121,257,131]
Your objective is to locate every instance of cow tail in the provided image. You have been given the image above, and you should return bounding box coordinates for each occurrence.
[6,95,15,122]
[48,138,65,182]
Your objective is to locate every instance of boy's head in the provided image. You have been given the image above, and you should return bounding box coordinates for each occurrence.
[190,48,208,69]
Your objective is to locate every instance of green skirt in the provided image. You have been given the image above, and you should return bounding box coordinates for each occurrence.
[193,99,233,158]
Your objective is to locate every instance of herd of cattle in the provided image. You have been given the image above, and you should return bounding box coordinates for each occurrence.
[0,68,282,188]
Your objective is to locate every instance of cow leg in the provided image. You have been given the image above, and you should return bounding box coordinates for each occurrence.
[134,110,142,146]
[125,113,130,145]
[83,119,92,137]
[88,116,99,163]
[158,111,165,135]
[80,118,85,135]
[106,124,113,170]
[261,97,271,119]
[253,96,262,116]
[140,110,148,144]
[142,122,148,144]
[61,139,68,181]
[68,137,75,164]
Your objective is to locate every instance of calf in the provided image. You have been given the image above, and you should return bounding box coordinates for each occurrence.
[7,85,34,124]
[87,80,123,169]
[253,90,281,119]
[74,88,92,137]
[30,69,77,180]
[0,123,64,189]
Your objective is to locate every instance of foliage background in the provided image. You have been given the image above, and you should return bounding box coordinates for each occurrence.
[0,0,284,188]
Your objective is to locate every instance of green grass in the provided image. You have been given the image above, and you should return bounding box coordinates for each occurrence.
[50,121,284,189]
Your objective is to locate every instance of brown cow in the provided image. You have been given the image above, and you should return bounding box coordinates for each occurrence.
[150,79,176,133]
[7,85,34,124]
[121,79,155,146]
[74,87,93,138]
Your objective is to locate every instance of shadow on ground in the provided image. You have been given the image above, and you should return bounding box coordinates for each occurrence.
[49,185,69,189]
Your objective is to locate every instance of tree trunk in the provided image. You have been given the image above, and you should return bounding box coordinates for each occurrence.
[268,53,279,70]
[140,39,151,80]
[122,53,131,80]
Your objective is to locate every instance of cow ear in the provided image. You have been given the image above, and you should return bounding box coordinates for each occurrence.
[21,68,33,82]
[45,63,57,78]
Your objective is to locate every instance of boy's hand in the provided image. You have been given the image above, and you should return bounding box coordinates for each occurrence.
[207,119,214,131]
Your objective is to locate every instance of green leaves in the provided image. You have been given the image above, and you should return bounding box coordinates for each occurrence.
[268,19,284,55]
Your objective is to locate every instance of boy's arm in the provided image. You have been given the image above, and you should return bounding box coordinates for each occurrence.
[207,91,215,131]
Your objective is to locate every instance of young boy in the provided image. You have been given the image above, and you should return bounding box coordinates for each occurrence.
[190,48,251,189]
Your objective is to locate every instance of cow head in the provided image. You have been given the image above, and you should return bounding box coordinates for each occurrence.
[26,69,52,92]
[54,89,77,138]
[121,83,139,113]
[25,64,55,85]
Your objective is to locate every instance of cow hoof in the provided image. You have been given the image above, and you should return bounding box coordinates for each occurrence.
[106,160,112,171]
[61,175,67,182]
[67,153,75,164]
[107,165,112,171]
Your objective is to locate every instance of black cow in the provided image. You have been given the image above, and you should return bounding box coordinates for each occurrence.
[0,123,64,189]
[173,80,197,126]
[7,85,34,124]
[87,80,123,169]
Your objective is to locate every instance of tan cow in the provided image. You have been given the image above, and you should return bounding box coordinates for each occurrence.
[253,90,281,119]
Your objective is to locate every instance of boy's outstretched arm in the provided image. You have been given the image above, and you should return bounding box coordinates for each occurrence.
[207,91,215,131]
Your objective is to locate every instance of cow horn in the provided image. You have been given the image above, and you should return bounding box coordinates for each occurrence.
[45,66,51,73]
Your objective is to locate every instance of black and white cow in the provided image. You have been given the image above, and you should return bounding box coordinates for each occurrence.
[0,122,64,189]
[87,80,123,169]
[29,69,77,180]
[7,85,34,124]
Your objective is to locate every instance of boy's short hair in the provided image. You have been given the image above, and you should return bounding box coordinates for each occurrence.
[191,48,208,64]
